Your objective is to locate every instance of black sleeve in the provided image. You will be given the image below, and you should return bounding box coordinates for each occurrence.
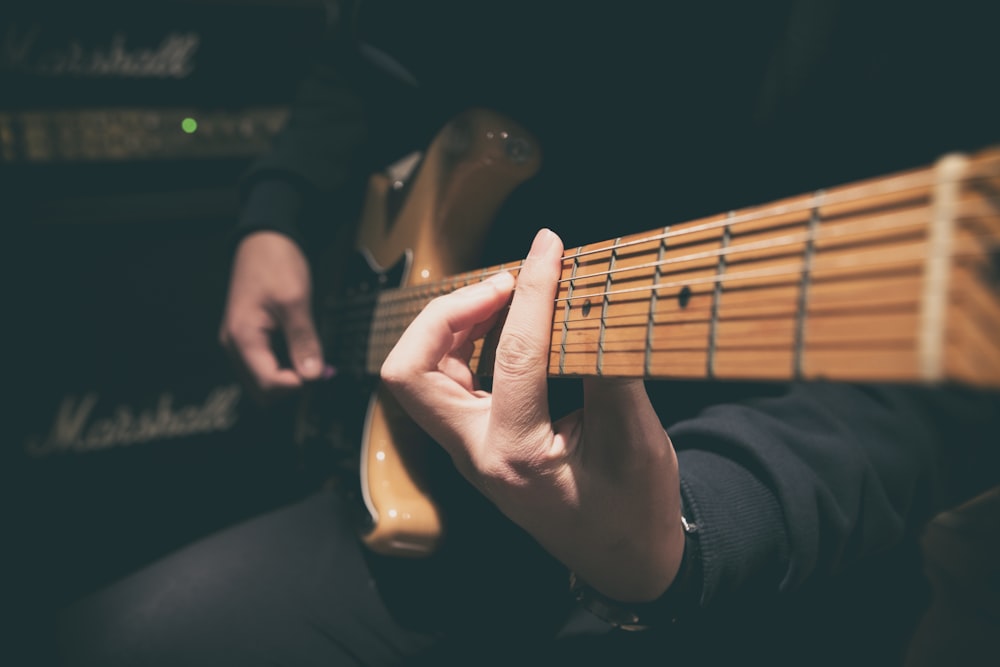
[234,12,370,251]
[234,0,425,254]
[671,382,999,608]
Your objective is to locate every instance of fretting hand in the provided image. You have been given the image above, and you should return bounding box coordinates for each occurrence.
[381,228,686,602]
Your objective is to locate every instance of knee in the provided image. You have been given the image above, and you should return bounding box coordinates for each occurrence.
[54,548,259,666]
[55,573,207,666]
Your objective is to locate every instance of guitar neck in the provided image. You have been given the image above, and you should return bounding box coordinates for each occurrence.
[364,147,1000,388]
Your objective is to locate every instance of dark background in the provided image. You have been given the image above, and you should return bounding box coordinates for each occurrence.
[3,1,999,663]
[3,0,331,643]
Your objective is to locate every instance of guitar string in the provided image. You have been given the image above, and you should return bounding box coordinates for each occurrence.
[380,209,941,306]
[354,242,986,356]
[594,162,997,264]
[559,165,997,265]
[377,167,998,301]
[324,160,995,374]
[376,202,997,312]
[324,228,988,340]
[550,176,932,265]
[328,256,984,384]
[358,293,923,354]
[372,245,968,329]
[331,225,992,334]
[322,170,997,346]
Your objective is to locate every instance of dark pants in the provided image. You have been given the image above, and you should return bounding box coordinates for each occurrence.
[50,484,992,666]
[52,488,603,666]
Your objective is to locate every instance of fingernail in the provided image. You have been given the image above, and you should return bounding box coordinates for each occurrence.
[301,357,320,376]
[528,228,557,257]
[322,364,337,380]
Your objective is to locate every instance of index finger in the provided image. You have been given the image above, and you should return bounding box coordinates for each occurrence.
[381,271,516,449]
[490,229,564,432]
[382,271,516,383]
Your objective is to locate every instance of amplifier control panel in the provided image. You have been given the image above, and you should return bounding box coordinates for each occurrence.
[0,107,289,162]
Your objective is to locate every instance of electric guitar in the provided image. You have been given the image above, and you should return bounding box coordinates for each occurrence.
[298,109,1000,558]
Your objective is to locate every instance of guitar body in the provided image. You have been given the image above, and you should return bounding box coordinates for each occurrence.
[312,110,541,555]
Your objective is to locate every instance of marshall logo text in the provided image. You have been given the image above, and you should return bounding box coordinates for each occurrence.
[3,26,199,79]
[26,385,242,457]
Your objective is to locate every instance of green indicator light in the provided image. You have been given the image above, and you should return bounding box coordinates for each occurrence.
[181,117,198,134]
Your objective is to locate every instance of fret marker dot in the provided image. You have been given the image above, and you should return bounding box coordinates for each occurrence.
[678,286,692,308]
[582,299,592,317]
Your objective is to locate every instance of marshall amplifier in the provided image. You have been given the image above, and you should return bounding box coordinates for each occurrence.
[5,0,332,633]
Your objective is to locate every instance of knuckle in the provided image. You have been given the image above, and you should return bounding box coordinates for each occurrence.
[273,285,308,308]
[379,357,407,388]
[229,324,256,348]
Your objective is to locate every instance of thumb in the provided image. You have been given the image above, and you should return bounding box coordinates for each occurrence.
[279,302,325,380]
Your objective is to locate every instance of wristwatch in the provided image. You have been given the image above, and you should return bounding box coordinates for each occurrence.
[569,515,702,631]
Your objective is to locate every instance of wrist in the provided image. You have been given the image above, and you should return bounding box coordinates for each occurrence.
[570,513,702,631]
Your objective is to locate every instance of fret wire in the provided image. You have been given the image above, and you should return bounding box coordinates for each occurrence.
[645,226,669,377]
[707,217,731,378]
[559,247,582,376]
[920,155,966,381]
[596,238,620,375]
[794,191,823,379]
